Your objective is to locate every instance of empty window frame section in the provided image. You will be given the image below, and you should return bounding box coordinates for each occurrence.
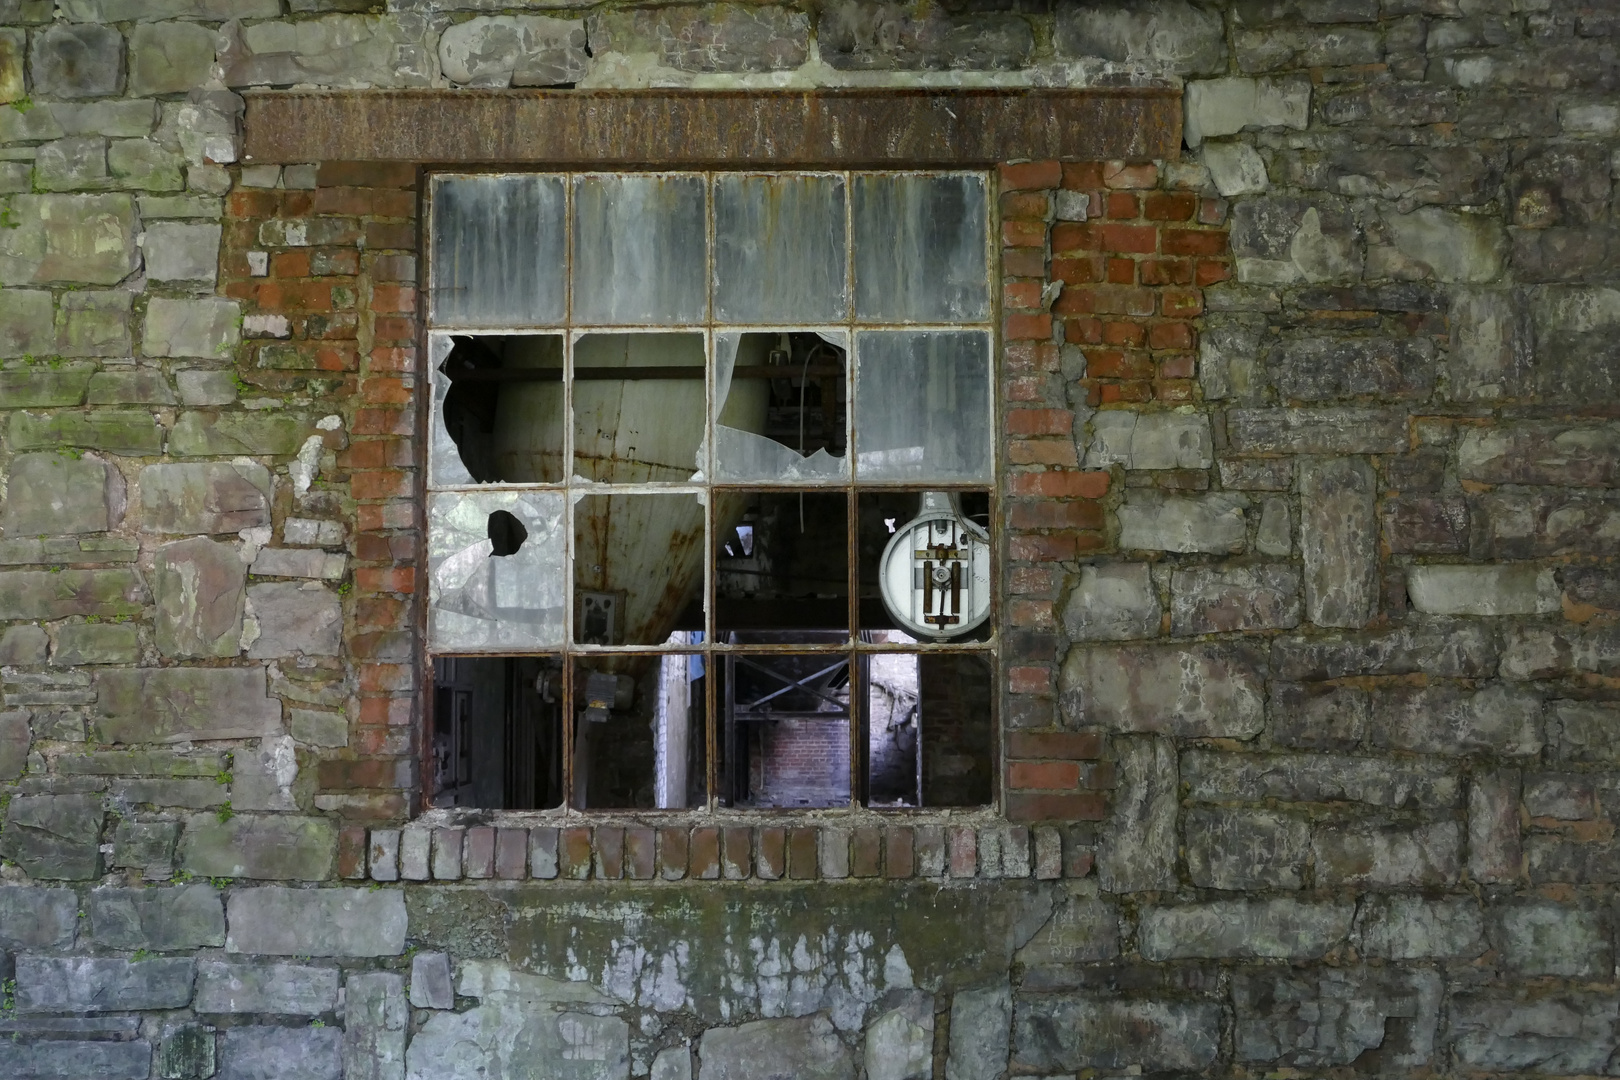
[425,170,996,812]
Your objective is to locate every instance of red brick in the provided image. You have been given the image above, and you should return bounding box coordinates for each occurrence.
[1008,665,1051,695]
[318,758,399,790]
[1083,349,1154,380]
[560,827,592,879]
[1099,381,1153,403]
[1061,162,1105,190]
[999,190,1050,219]
[1004,312,1052,340]
[1161,228,1227,256]
[370,284,417,314]
[884,828,915,879]
[1073,530,1107,553]
[1196,258,1232,286]
[626,827,656,879]
[359,664,412,693]
[1008,534,1077,562]
[366,221,417,250]
[1103,161,1157,189]
[1001,218,1046,248]
[723,826,752,879]
[1002,248,1047,277]
[1158,353,1197,379]
[691,826,720,880]
[593,827,624,879]
[271,250,311,278]
[1090,285,1156,317]
[757,827,785,879]
[1005,408,1072,436]
[1199,197,1229,225]
[352,407,412,436]
[1006,792,1108,822]
[1140,258,1193,286]
[948,826,978,876]
[373,316,417,342]
[1009,731,1104,759]
[356,566,415,594]
[1064,317,1102,344]
[314,186,417,217]
[464,826,497,879]
[1003,341,1059,373]
[496,828,528,879]
[1005,376,1047,402]
[999,160,1061,190]
[369,346,415,373]
[1163,289,1204,318]
[1007,500,1105,531]
[1104,191,1139,219]
[228,189,282,217]
[339,439,410,470]
[1051,222,1097,252]
[337,826,367,879]
[317,161,418,188]
[1009,761,1081,789]
[1051,255,1103,284]
[1103,320,1145,346]
[1009,565,1061,596]
[1053,288,1095,316]
[658,826,688,879]
[313,249,360,276]
[788,827,818,879]
[1149,321,1194,350]
[1157,379,1195,403]
[1105,257,1136,284]
[1006,439,1078,466]
[360,696,411,727]
[1009,599,1055,629]
[256,281,333,312]
[851,827,881,877]
[351,470,414,500]
[1144,191,1198,221]
[1003,280,1044,310]
[360,376,411,405]
[1096,223,1157,254]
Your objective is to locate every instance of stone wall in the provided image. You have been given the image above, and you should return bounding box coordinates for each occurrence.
[1,1,1618,1079]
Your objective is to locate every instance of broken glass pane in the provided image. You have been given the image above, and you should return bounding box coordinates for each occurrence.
[428,491,566,650]
[864,642,919,807]
[574,492,705,646]
[432,656,565,810]
[572,649,707,810]
[572,333,705,483]
[854,331,993,481]
[715,492,848,637]
[430,174,566,328]
[432,333,566,485]
[711,331,848,482]
[718,648,851,809]
[916,652,993,807]
[572,174,707,325]
[852,174,988,323]
[714,173,848,324]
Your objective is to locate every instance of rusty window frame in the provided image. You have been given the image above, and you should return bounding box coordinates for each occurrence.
[418,168,1002,818]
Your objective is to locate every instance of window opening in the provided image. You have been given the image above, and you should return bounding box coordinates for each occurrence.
[424,170,996,813]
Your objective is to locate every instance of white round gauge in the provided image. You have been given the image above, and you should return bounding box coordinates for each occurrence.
[877,492,991,640]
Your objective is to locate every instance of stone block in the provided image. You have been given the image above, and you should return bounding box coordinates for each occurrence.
[1271,620,1499,681]
[1016,892,1118,964]
[1171,563,1300,634]
[219,1026,342,1080]
[1447,288,1530,402]
[698,1015,851,1080]
[1447,992,1618,1074]
[1182,748,1457,808]
[1457,421,1620,486]
[251,547,346,580]
[1060,563,1160,641]
[176,368,238,406]
[944,984,1009,1080]
[401,826,432,880]
[50,621,135,665]
[143,297,241,358]
[0,365,95,408]
[0,194,139,286]
[139,461,272,535]
[1060,641,1266,737]
[0,792,102,879]
[1185,807,1308,890]
[1054,0,1226,75]
[1233,967,1440,1067]
[1527,285,1620,404]
[1370,206,1505,283]
[0,27,21,104]
[1185,75,1310,146]
[113,777,227,810]
[0,625,48,666]
[292,708,347,747]
[438,15,588,86]
[652,1047,692,1080]
[94,667,281,743]
[87,369,177,405]
[1138,898,1353,960]
[1117,492,1246,553]
[0,885,78,948]
[35,134,109,192]
[171,411,314,456]
[51,99,158,138]
[1475,489,1620,558]
[0,288,54,356]
[1371,683,1541,757]
[344,971,407,1080]
[157,1023,215,1080]
[1407,564,1560,616]
[3,451,115,536]
[1012,996,1222,1072]
[30,24,124,99]
[16,955,193,1012]
[817,1,1029,72]
[143,221,221,283]
[194,960,339,1015]
[1232,196,1362,286]
[1352,895,1485,960]
[1382,494,1468,553]
[128,21,215,95]
[224,15,436,90]
[0,1041,151,1080]
[1550,701,1620,763]
[154,536,247,658]
[1198,314,1266,401]
[1267,337,1435,400]
[112,819,178,877]
[227,735,298,813]
[1491,899,1610,978]
[1254,496,1290,555]
[1312,819,1461,887]
[1300,456,1377,629]
[1203,141,1269,196]
[225,886,406,956]
[90,883,225,950]
[179,815,335,882]
[409,951,453,1009]
[1228,407,1405,454]
[9,408,161,455]
[407,993,629,1080]
[283,517,345,546]
[1096,735,1176,893]
[1084,411,1212,470]
[0,709,28,780]
[244,581,342,658]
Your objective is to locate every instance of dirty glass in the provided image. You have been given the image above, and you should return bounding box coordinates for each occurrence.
[431,333,566,485]
[852,174,988,323]
[853,330,993,481]
[572,333,706,483]
[573,653,707,810]
[717,646,852,809]
[715,491,848,638]
[572,174,707,325]
[711,331,848,482]
[428,491,567,650]
[714,174,848,324]
[573,493,706,647]
[430,174,566,328]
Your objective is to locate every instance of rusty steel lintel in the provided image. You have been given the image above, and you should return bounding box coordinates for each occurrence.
[242,87,1181,167]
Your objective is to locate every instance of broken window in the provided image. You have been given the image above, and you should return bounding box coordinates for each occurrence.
[426,171,995,812]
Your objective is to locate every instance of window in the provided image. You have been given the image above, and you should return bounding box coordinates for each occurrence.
[424,171,996,812]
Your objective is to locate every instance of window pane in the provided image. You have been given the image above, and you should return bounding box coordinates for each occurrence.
[431,656,564,810]
[857,490,991,638]
[574,493,705,646]
[572,649,706,810]
[714,174,848,324]
[430,175,565,328]
[852,174,988,323]
[431,333,565,486]
[718,650,851,809]
[572,333,705,483]
[428,491,566,650]
[711,331,848,482]
[572,174,706,325]
[863,648,993,808]
[854,331,993,481]
[715,492,848,638]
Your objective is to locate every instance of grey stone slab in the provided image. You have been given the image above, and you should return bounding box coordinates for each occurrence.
[61,0,280,18]
[1054,0,1226,75]
[409,951,453,1009]
[171,411,314,456]
[0,885,78,949]
[1550,701,1620,763]
[1371,206,1505,284]
[30,23,124,99]
[1457,421,1620,487]
[1447,992,1618,1074]
[2,451,114,536]
[0,194,139,286]
[1185,75,1310,146]
[90,883,224,950]
[1060,563,1160,642]
[438,14,587,87]
[229,734,298,813]
[0,1040,152,1080]
[87,370,177,404]
[945,984,1009,1080]
[219,1026,342,1080]
[1352,894,1485,960]
[1185,807,1308,890]
[0,288,54,357]
[1117,491,1247,554]
[1084,411,1212,470]
[0,709,28,780]
[16,955,193,1012]
[128,21,215,96]
[1171,563,1300,635]
[344,971,407,1080]
[49,99,157,138]
[1407,564,1560,616]
[1270,620,1500,681]
[0,792,102,879]
[93,667,282,744]
[291,708,347,748]
[245,582,341,658]
[225,887,406,956]
[1139,899,1354,960]
[699,1015,850,1080]
[1228,407,1406,454]
[0,364,95,407]
[250,547,346,580]
[652,1046,692,1080]
[818,0,1029,72]
[0,625,48,666]
[1268,336,1435,402]
[179,815,335,882]
[1096,736,1176,894]
[1181,749,1459,808]
[139,461,272,535]
[1368,682,1543,757]
[1060,641,1266,737]
[1490,899,1611,978]
[1299,456,1377,629]
[143,221,221,283]
[112,819,178,877]
[194,960,340,1015]
[1312,819,1461,887]
[1015,894,1118,965]
[9,408,161,455]
[1013,996,1221,1073]
[1234,966,1440,1067]
[112,777,227,810]
[142,297,241,358]
[157,1023,215,1080]
[175,368,238,406]
[154,536,247,659]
